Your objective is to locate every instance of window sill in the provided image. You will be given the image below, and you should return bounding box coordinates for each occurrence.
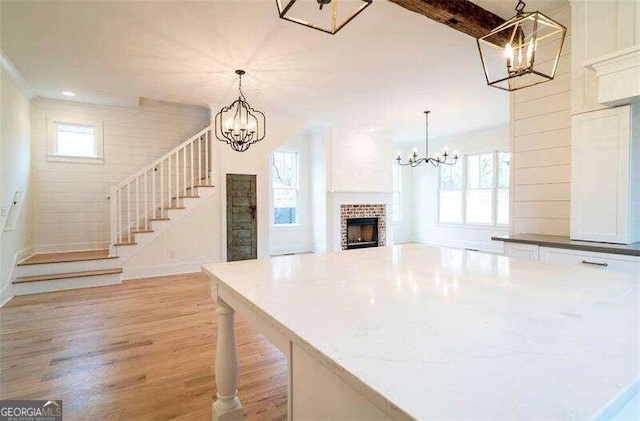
[436,222,509,230]
[47,155,104,164]
[272,223,301,229]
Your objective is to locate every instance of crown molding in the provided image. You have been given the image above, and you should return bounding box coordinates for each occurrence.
[0,50,34,99]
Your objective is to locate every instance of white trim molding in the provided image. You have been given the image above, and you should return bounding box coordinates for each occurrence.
[0,49,33,98]
[585,44,640,106]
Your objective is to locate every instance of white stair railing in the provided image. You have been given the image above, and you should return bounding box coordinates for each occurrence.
[109,126,213,253]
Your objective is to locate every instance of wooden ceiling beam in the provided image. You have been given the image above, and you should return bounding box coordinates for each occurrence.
[387,0,506,40]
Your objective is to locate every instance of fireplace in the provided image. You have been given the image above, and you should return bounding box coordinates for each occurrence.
[346,217,379,250]
[340,204,386,251]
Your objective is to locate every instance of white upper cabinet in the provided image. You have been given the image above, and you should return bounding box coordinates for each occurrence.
[571,104,639,244]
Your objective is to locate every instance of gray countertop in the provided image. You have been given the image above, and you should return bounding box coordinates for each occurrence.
[491,234,640,257]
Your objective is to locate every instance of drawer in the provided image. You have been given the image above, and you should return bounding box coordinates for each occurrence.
[539,247,640,274]
[504,243,539,261]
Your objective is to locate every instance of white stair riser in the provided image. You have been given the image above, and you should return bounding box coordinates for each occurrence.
[15,258,122,278]
[12,273,122,296]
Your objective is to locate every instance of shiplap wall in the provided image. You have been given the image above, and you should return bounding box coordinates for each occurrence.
[31,98,209,251]
[511,6,572,236]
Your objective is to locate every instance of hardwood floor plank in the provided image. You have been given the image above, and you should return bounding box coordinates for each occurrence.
[0,273,287,420]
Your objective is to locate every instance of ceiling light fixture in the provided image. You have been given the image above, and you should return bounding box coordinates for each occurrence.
[396,111,459,168]
[215,70,266,153]
[276,0,372,35]
[477,0,566,91]
[62,91,76,97]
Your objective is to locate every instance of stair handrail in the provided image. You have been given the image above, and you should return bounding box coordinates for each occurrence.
[116,125,212,190]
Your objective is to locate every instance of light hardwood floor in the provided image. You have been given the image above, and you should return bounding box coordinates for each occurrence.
[0,273,287,420]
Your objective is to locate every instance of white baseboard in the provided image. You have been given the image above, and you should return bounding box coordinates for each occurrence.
[36,241,110,253]
[122,261,211,281]
[415,239,503,254]
[1,244,36,307]
[270,244,315,256]
[0,283,13,308]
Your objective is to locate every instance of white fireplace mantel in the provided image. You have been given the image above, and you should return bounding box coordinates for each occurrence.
[584,44,640,106]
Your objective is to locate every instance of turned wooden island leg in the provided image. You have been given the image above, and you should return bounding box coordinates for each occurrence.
[213,298,243,420]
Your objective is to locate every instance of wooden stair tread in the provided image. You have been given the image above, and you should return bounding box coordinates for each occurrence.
[175,195,200,199]
[131,229,153,234]
[149,218,170,221]
[14,268,123,284]
[163,207,185,210]
[114,242,137,246]
[18,249,117,266]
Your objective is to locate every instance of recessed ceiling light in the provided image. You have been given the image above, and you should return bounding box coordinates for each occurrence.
[62,91,76,97]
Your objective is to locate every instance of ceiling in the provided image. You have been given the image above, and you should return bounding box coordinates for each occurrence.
[0,0,567,141]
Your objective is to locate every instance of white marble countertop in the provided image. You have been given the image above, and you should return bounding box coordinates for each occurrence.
[202,244,639,419]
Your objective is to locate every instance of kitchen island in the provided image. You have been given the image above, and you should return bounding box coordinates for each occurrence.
[202,244,639,420]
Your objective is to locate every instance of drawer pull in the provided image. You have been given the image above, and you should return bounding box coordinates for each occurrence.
[581,260,608,267]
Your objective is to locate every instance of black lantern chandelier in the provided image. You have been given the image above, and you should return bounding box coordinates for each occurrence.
[396,111,459,168]
[276,0,373,35]
[477,0,567,92]
[215,70,266,153]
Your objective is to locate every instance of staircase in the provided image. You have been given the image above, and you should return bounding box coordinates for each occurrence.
[12,126,216,296]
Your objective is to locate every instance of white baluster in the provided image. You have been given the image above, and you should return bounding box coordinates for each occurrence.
[117,188,122,244]
[127,184,131,243]
[152,167,156,221]
[109,185,118,255]
[213,298,243,420]
[144,171,148,229]
[190,142,194,194]
[205,131,209,186]
[175,152,179,206]
[168,155,172,211]
[198,135,202,187]
[136,177,140,230]
[183,146,187,197]
[160,161,165,217]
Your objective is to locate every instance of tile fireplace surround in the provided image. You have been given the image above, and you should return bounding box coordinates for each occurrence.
[340,204,386,250]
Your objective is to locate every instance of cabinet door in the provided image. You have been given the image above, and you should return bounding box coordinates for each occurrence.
[571,106,631,244]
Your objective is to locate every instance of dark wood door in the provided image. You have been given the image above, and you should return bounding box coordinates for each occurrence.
[226,174,257,262]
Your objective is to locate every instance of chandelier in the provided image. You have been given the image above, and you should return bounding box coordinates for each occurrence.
[396,111,459,168]
[477,0,567,91]
[276,0,373,35]
[215,70,266,152]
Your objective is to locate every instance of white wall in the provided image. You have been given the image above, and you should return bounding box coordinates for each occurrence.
[330,127,393,193]
[511,5,572,236]
[269,132,314,255]
[310,127,330,253]
[31,98,209,252]
[0,65,32,304]
[413,125,510,253]
[393,143,414,244]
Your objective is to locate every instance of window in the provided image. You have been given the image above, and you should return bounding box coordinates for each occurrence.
[438,150,509,226]
[466,153,494,224]
[272,150,299,225]
[47,118,104,163]
[55,124,97,157]
[392,163,401,222]
[439,162,463,223]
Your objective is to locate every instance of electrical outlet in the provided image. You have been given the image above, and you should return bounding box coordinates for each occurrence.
[169,250,176,259]
[0,207,7,217]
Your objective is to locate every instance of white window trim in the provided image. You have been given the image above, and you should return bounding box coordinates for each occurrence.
[46,116,104,164]
[271,148,300,228]
[437,149,510,227]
